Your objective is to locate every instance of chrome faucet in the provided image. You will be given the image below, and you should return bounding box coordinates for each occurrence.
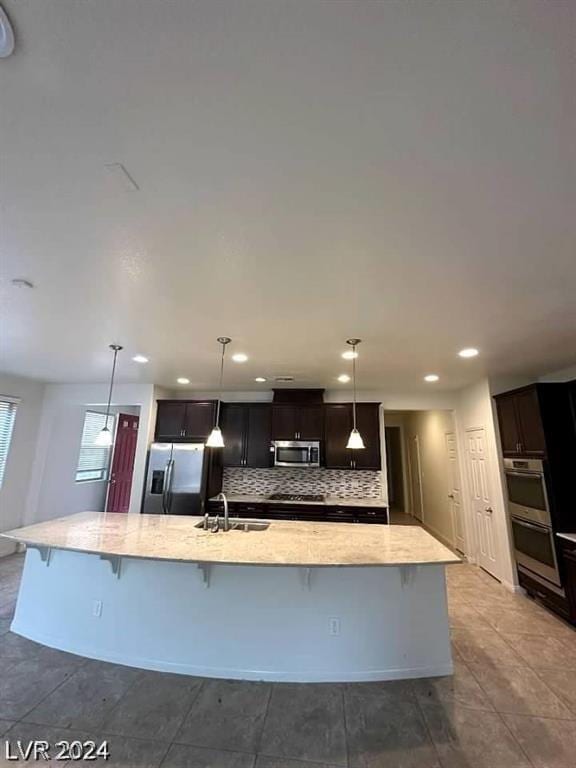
[215,492,230,532]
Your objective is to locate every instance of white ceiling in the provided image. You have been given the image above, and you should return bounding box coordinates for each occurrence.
[1,0,575,392]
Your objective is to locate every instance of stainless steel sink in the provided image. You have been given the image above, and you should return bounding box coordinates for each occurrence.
[195,518,270,532]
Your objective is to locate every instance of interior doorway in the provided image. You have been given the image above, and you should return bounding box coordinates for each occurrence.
[384,427,405,515]
[408,435,424,522]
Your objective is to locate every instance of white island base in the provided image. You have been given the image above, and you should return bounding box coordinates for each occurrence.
[12,547,453,682]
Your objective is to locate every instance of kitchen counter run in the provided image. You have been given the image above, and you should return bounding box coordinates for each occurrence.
[2,511,459,567]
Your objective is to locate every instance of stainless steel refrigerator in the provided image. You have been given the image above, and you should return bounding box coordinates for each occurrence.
[142,443,222,516]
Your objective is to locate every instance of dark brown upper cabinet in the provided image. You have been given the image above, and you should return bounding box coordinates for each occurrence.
[495,386,546,457]
[221,403,272,468]
[271,404,324,441]
[155,400,217,441]
[324,403,381,470]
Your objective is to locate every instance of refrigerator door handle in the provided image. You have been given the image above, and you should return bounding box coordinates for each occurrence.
[163,459,174,514]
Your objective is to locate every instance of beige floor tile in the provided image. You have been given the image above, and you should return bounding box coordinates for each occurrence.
[498,632,576,670]
[469,664,575,719]
[502,713,576,768]
[448,603,494,629]
[412,660,495,712]
[419,700,530,767]
[477,606,564,636]
[533,668,576,715]
[451,628,526,668]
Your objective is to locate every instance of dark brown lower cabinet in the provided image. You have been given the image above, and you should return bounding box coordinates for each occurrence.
[558,537,576,625]
[206,500,388,524]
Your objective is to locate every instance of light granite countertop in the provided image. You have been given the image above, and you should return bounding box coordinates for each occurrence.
[557,533,576,544]
[2,511,460,568]
[211,493,388,509]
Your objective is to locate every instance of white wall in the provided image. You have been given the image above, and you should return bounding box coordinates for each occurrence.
[455,379,516,588]
[0,373,46,555]
[25,382,155,524]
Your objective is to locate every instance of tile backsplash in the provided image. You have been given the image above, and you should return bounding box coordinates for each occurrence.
[223,467,382,499]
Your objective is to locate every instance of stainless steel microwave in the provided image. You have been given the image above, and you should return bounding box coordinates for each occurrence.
[273,440,321,468]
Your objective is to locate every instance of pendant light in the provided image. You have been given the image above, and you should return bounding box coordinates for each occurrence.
[95,344,123,447]
[345,338,365,450]
[206,337,231,448]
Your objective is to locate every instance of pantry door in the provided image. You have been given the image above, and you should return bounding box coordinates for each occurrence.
[466,427,497,577]
[106,413,139,513]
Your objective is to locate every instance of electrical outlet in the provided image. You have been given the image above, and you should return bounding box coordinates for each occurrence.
[329,617,340,636]
[92,600,103,618]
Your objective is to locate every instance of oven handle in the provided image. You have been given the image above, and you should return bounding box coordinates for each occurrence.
[505,470,544,478]
[511,517,550,533]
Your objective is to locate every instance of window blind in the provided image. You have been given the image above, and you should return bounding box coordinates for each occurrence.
[0,399,18,487]
[76,411,112,482]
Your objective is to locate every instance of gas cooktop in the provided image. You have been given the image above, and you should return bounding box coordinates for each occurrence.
[268,493,325,503]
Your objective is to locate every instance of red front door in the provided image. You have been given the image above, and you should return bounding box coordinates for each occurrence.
[106,413,140,513]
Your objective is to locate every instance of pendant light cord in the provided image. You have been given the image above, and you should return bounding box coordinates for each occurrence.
[104,347,119,429]
[352,344,357,430]
[215,341,226,427]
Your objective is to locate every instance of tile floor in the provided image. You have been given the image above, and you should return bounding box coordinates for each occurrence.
[1,551,575,767]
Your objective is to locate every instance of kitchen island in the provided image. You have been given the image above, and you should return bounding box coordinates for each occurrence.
[3,512,460,682]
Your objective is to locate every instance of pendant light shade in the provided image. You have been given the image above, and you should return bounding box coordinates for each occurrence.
[345,338,365,450]
[346,428,365,450]
[206,337,231,449]
[96,344,123,446]
[95,426,113,446]
[206,426,225,448]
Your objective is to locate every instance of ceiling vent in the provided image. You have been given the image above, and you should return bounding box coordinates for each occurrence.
[274,376,295,383]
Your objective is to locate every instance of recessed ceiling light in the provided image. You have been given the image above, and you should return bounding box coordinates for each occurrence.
[341,350,358,360]
[338,374,351,383]
[255,377,267,383]
[11,278,34,289]
[424,374,440,382]
[177,377,190,385]
[232,353,248,363]
[458,348,479,358]
[132,355,149,364]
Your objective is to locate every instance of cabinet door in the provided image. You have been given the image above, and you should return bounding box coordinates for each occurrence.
[183,402,217,439]
[516,388,547,456]
[561,546,576,625]
[324,404,353,469]
[353,404,381,470]
[245,405,273,467]
[155,402,186,440]
[298,405,324,439]
[220,404,246,467]
[496,394,522,455]
[272,405,299,440]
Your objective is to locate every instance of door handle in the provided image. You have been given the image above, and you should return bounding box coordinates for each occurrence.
[163,459,174,514]
[485,507,493,514]
[448,493,454,499]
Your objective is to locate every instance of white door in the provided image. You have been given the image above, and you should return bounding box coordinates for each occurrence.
[445,432,465,553]
[408,435,424,522]
[466,428,497,577]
